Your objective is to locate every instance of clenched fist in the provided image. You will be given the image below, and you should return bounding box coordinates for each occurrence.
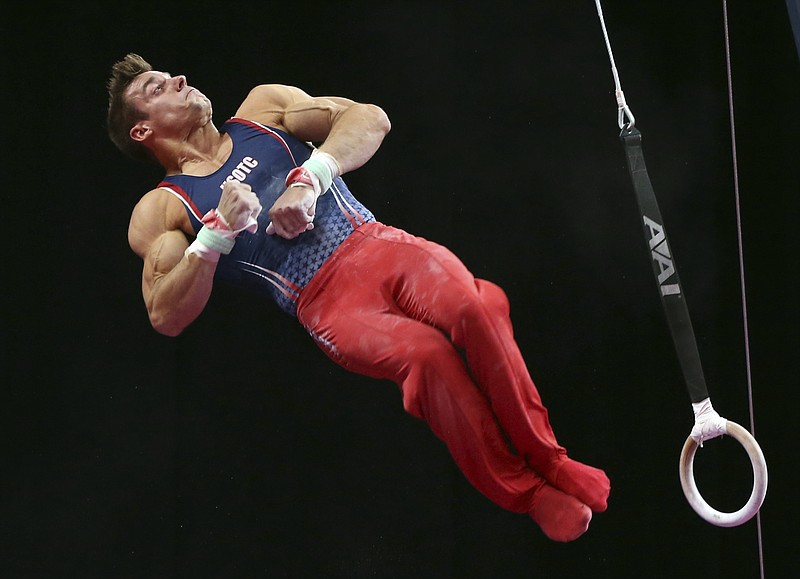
[217,181,262,231]
[266,184,318,239]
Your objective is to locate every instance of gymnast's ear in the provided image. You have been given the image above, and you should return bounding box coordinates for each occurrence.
[130,121,151,143]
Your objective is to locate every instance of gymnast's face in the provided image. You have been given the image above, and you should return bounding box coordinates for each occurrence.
[127,70,213,139]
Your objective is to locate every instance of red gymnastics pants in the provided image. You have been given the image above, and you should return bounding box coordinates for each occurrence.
[296,222,567,514]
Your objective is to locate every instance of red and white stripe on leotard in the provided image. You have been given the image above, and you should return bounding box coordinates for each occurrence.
[234,261,303,303]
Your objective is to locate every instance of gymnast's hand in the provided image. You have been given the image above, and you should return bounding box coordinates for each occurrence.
[218,181,262,231]
[266,183,318,239]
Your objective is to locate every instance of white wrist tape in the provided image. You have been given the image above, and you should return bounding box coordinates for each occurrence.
[690,397,728,446]
[184,208,243,263]
[197,224,236,252]
[302,150,341,195]
[185,237,222,263]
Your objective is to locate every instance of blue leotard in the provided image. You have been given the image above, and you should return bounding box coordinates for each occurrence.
[158,118,375,315]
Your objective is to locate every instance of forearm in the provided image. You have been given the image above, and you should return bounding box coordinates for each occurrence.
[282,99,391,175]
[317,103,390,173]
[146,252,216,337]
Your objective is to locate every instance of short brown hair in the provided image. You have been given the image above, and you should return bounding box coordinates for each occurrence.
[106,53,155,163]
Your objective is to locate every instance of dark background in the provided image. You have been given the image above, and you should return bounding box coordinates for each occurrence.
[3,1,797,577]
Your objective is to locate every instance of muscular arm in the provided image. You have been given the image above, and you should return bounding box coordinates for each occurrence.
[235,84,391,175]
[235,84,390,239]
[128,190,216,337]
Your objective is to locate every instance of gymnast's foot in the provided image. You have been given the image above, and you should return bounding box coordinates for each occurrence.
[543,457,611,513]
[529,484,592,542]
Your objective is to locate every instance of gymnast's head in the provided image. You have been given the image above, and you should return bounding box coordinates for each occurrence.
[106,53,213,164]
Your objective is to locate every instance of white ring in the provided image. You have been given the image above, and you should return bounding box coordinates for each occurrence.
[679,420,768,527]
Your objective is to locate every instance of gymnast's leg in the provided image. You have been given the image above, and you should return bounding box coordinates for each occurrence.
[297,273,592,541]
[441,277,611,512]
[316,224,609,511]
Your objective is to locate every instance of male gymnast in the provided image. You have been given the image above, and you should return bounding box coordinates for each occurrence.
[106,53,610,542]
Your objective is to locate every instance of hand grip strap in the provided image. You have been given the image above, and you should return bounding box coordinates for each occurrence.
[620,127,709,403]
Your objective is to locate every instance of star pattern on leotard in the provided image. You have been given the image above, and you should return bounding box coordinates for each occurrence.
[267,199,375,315]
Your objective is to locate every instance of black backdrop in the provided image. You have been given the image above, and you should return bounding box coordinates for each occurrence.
[3,1,798,577]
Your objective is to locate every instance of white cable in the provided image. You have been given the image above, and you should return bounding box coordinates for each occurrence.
[722,2,765,576]
[594,0,636,129]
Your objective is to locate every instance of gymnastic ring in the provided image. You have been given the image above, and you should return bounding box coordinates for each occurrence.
[679,420,768,527]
